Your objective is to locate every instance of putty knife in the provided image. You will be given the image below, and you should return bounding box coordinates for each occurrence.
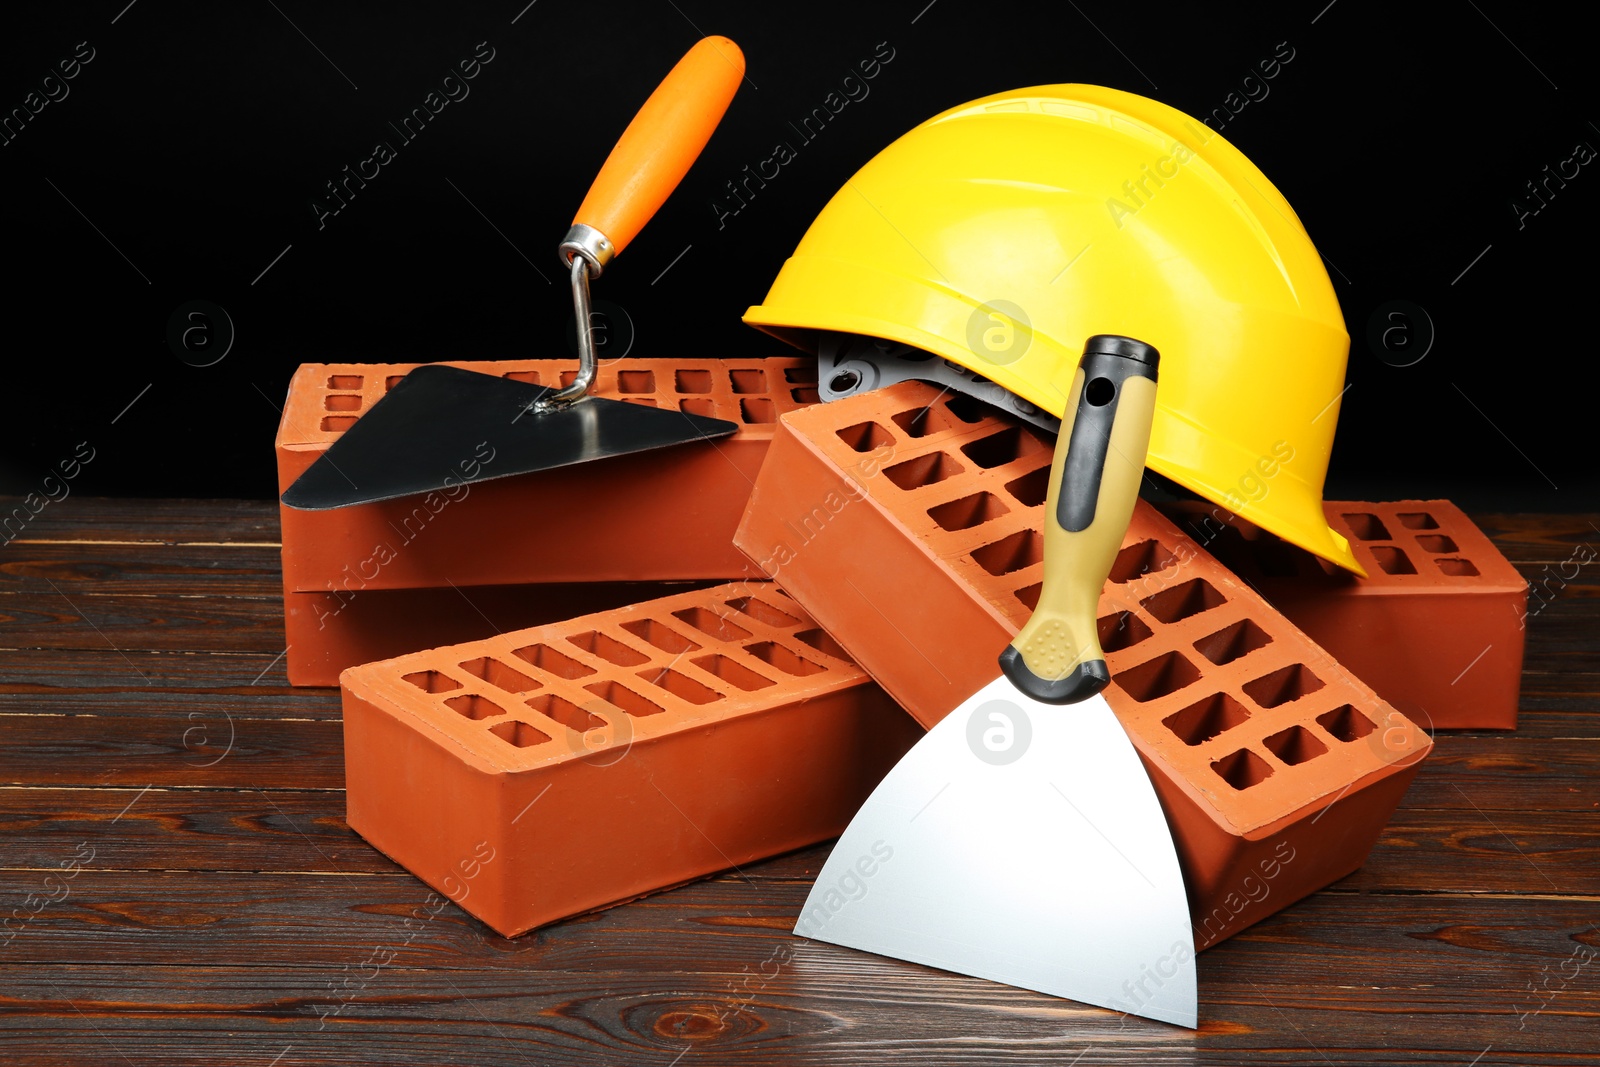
[795,335,1197,1027]
[283,37,746,511]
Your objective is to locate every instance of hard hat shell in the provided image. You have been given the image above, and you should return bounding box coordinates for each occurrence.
[744,84,1363,575]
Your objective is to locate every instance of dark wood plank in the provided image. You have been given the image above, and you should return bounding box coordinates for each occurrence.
[1519,671,1600,716]
[1353,807,1600,893]
[0,788,390,875]
[0,886,1593,1065]
[0,648,296,689]
[0,714,342,789]
[0,588,284,653]
[0,496,279,545]
[0,541,281,597]
[0,1013,1586,1067]
[1471,511,1600,562]
[0,649,338,719]
[0,962,1591,1067]
[1520,597,1600,671]
[1522,565,1600,601]
[0,682,336,723]
[1398,736,1600,810]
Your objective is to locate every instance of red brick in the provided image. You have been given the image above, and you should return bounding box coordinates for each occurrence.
[1158,500,1526,730]
[733,381,1431,948]
[276,357,817,593]
[341,582,920,936]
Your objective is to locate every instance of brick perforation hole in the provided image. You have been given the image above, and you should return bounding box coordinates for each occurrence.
[1212,748,1274,790]
[1263,724,1329,766]
[1164,692,1251,746]
[1111,540,1179,584]
[1098,611,1154,654]
[1242,664,1325,708]
[1115,651,1202,703]
[1141,578,1225,623]
[457,657,541,693]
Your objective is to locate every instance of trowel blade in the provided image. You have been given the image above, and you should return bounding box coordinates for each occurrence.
[282,364,739,510]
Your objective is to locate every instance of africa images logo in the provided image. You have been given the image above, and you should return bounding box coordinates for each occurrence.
[966,699,1032,766]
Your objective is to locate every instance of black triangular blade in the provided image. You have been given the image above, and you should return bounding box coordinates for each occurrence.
[281,364,740,510]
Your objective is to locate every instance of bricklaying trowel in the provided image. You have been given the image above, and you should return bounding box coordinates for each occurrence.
[283,37,746,511]
[794,335,1197,1027]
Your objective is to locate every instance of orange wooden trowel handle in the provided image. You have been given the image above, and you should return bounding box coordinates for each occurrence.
[572,36,743,259]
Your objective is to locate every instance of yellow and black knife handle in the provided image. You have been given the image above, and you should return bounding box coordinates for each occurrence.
[999,335,1160,705]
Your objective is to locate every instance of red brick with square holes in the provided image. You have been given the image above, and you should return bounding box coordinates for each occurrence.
[275,358,818,595]
[276,357,815,685]
[1155,500,1527,730]
[733,380,1431,948]
[340,583,921,937]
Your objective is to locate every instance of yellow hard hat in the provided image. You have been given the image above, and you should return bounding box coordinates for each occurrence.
[745,83,1363,575]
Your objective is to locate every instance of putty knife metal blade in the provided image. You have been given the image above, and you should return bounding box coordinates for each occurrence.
[796,678,1196,1028]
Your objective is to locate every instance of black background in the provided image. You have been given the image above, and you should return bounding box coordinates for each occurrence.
[1,0,1594,509]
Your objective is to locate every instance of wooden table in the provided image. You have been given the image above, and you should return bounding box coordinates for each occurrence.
[1,499,1595,1065]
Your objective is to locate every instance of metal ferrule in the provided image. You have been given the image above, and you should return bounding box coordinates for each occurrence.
[557,223,615,279]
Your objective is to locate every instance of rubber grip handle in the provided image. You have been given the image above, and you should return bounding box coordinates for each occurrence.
[571,36,744,257]
[999,335,1160,705]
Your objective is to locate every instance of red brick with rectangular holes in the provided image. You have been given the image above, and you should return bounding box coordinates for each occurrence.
[275,357,818,594]
[341,582,921,937]
[1157,500,1526,729]
[275,357,815,685]
[734,380,1432,948]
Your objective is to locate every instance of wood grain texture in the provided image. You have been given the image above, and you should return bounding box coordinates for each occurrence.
[1471,512,1600,562]
[0,541,282,597]
[0,712,343,789]
[0,498,1596,1065]
[0,588,284,653]
[0,648,337,719]
[0,496,281,544]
